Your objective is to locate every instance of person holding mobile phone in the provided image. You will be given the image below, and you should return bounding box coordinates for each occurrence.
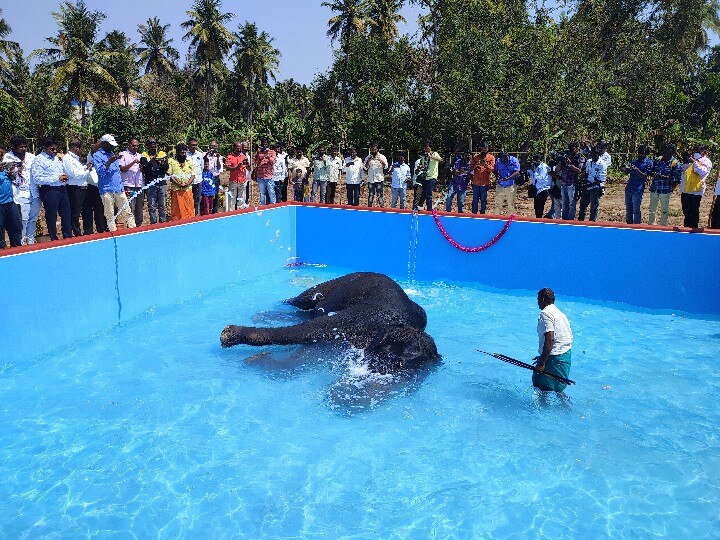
[93,134,136,232]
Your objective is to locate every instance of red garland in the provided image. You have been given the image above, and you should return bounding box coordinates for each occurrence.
[432,209,514,253]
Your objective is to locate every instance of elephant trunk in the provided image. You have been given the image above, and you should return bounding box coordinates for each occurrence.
[221,325,276,348]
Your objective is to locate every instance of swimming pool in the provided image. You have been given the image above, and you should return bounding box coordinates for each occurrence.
[1,205,719,537]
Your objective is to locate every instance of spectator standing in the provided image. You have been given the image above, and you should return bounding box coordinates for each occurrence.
[365,144,388,207]
[578,147,607,222]
[119,138,145,227]
[446,151,471,213]
[494,150,521,215]
[187,139,205,215]
[224,142,250,210]
[200,157,216,215]
[140,138,170,224]
[680,144,712,228]
[94,134,136,232]
[622,145,654,224]
[0,162,22,247]
[82,143,108,235]
[327,148,344,204]
[469,142,495,214]
[343,147,363,206]
[647,144,680,226]
[292,167,306,202]
[168,143,196,220]
[31,137,71,240]
[276,142,289,202]
[253,137,277,205]
[710,174,720,229]
[418,142,442,211]
[597,140,612,170]
[311,145,331,203]
[527,154,553,218]
[559,142,586,220]
[271,143,287,203]
[390,154,411,209]
[411,156,425,211]
[3,136,39,244]
[63,140,94,236]
[206,141,224,213]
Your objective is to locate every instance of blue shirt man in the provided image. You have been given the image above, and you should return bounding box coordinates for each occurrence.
[0,169,14,204]
[625,155,654,194]
[93,135,123,195]
[495,154,521,188]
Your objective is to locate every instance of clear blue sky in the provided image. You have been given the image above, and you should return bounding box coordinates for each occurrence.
[3,0,421,85]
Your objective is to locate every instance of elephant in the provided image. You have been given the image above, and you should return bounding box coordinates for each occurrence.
[220,272,440,374]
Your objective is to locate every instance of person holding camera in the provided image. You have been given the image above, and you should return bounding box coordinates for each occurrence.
[446,150,471,213]
[647,144,680,226]
[494,150,521,215]
[225,141,250,210]
[311,145,331,203]
[469,141,495,214]
[416,142,442,211]
[389,154,411,209]
[253,136,277,206]
[622,144,653,224]
[557,142,586,220]
[206,141,224,213]
[577,147,607,222]
[94,134,136,232]
[679,144,712,229]
[364,143,388,207]
[140,138,170,224]
[527,154,553,218]
[343,147,364,206]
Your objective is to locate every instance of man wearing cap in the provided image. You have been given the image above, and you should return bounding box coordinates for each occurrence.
[622,145,653,224]
[494,150,521,214]
[93,134,136,232]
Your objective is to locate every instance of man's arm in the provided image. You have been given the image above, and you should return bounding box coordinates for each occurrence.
[535,331,555,372]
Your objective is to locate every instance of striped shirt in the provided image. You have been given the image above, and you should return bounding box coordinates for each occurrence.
[650,157,680,194]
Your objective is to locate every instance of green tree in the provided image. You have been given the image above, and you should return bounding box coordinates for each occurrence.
[368,0,405,43]
[34,0,118,126]
[136,17,179,80]
[98,30,138,107]
[323,0,372,51]
[182,0,235,124]
[230,22,280,125]
[0,8,21,95]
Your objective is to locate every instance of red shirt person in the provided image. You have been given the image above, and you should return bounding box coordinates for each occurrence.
[224,142,250,210]
[253,136,277,205]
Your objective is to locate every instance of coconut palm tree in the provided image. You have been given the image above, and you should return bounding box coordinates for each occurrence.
[368,0,405,43]
[322,0,372,51]
[33,0,118,126]
[182,0,235,124]
[136,17,179,80]
[98,30,138,107]
[0,9,20,93]
[232,22,280,125]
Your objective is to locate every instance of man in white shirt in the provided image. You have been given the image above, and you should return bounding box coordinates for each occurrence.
[31,137,71,241]
[273,142,288,202]
[206,140,224,213]
[3,136,39,244]
[578,147,608,222]
[63,140,94,236]
[364,143,388,207]
[527,154,553,218]
[680,143,712,228]
[311,145,331,203]
[326,147,344,204]
[533,288,573,393]
[187,138,205,215]
[390,154,411,209]
[343,147,364,206]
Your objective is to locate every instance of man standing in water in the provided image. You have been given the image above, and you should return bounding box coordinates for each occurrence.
[533,288,573,393]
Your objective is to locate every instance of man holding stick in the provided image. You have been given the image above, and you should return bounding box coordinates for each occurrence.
[533,288,574,393]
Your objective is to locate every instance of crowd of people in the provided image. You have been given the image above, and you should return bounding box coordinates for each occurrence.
[0,134,718,248]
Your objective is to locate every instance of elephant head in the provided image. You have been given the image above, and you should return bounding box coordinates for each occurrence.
[365,326,440,375]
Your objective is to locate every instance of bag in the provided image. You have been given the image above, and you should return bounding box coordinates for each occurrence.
[527,184,537,198]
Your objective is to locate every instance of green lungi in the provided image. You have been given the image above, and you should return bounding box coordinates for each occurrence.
[532,349,572,392]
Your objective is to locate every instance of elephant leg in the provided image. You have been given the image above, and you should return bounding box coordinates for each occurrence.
[221,312,357,348]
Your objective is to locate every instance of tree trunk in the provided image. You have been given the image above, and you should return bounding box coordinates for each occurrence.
[80,100,87,127]
[205,62,212,125]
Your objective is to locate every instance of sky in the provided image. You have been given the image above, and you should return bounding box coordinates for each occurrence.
[3,0,422,85]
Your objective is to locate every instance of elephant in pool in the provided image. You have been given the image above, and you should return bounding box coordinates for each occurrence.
[220,272,440,374]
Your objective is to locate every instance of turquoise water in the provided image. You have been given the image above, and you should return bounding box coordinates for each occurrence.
[1,268,719,538]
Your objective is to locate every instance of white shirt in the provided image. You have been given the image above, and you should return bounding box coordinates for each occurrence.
[63,151,93,186]
[30,151,65,188]
[207,152,224,177]
[598,151,612,170]
[187,150,205,184]
[413,158,423,186]
[537,303,573,356]
[287,156,310,178]
[3,150,35,201]
[529,162,552,192]
[680,154,712,196]
[273,152,288,182]
[365,153,388,183]
[391,163,411,188]
[328,156,344,183]
[344,156,364,185]
[586,159,608,186]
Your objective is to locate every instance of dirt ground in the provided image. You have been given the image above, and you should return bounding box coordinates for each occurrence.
[4,175,718,246]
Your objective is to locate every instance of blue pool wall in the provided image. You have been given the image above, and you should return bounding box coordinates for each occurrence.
[1,208,296,363]
[295,206,720,315]
[2,204,719,363]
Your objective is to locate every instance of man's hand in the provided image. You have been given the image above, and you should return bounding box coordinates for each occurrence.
[59,173,69,183]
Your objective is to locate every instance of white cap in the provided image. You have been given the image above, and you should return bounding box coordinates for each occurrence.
[100,134,118,146]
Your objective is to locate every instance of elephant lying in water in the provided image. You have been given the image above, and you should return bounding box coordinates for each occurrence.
[220,272,440,374]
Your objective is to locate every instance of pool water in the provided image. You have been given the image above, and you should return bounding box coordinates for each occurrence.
[1,267,718,538]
